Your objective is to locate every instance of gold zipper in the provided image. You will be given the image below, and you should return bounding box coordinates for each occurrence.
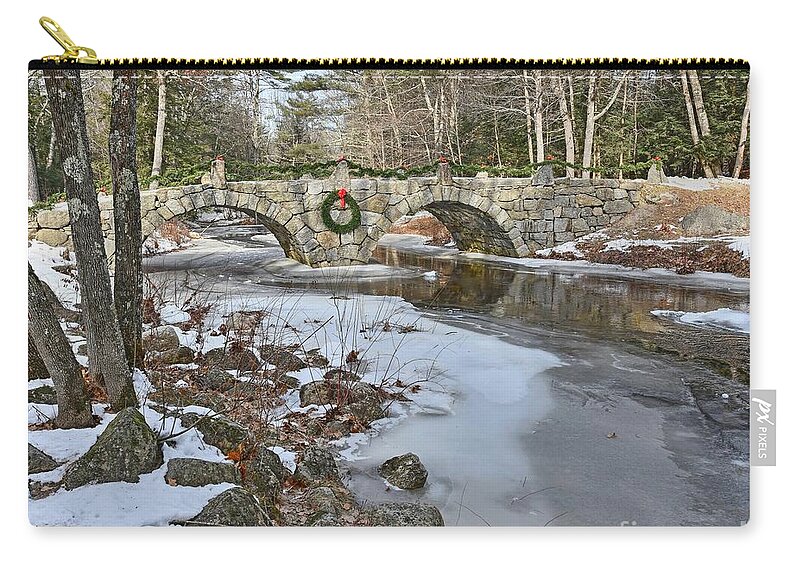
[35,16,748,70]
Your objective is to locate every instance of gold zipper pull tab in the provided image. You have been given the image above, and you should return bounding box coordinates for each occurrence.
[39,16,98,64]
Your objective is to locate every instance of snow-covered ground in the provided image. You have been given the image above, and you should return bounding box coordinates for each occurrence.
[664,176,750,191]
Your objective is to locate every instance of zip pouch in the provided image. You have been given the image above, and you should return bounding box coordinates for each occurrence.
[28,17,751,527]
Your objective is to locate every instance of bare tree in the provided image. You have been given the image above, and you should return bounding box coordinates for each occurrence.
[149,70,167,189]
[733,78,751,179]
[110,69,144,368]
[687,70,720,176]
[554,74,576,177]
[43,68,136,411]
[28,144,41,202]
[680,71,713,177]
[28,264,93,428]
[581,71,626,178]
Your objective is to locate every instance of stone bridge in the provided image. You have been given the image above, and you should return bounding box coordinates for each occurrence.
[29,161,646,267]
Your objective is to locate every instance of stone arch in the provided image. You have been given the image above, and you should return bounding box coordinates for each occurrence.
[365,183,531,260]
[139,186,312,264]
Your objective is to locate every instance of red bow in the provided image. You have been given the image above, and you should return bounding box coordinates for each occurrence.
[337,188,347,209]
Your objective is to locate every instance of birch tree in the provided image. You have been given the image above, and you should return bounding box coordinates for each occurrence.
[733,78,751,179]
[110,70,144,368]
[554,74,576,177]
[581,71,626,178]
[42,68,137,411]
[687,70,720,176]
[149,70,167,189]
[28,144,41,202]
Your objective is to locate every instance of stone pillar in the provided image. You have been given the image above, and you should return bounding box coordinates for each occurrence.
[437,158,453,185]
[534,164,554,186]
[647,160,666,183]
[210,156,227,189]
[331,158,350,189]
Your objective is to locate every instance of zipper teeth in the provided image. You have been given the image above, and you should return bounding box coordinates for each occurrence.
[32,57,749,69]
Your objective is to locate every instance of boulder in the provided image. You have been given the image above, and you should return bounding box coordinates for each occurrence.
[304,350,329,368]
[28,443,59,474]
[260,346,305,372]
[152,346,194,365]
[293,444,340,484]
[299,379,376,407]
[680,205,749,236]
[309,512,342,526]
[63,408,163,490]
[323,368,362,383]
[35,229,68,247]
[241,445,284,501]
[225,381,264,401]
[225,311,263,333]
[365,502,445,526]
[647,163,667,183]
[180,412,252,455]
[378,453,428,490]
[340,393,386,425]
[142,326,180,352]
[164,458,240,487]
[534,164,555,185]
[196,369,237,391]
[36,206,70,229]
[28,385,58,405]
[204,347,260,372]
[186,488,272,526]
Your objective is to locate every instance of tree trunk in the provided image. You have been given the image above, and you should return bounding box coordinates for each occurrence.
[46,128,56,169]
[687,70,719,176]
[533,71,545,164]
[149,70,167,189]
[110,70,144,369]
[680,71,713,177]
[522,70,535,165]
[733,79,751,179]
[581,72,597,179]
[28,144,41,203]
[28,264,93,428]
[43,68,136,411]
[555,76,576,177]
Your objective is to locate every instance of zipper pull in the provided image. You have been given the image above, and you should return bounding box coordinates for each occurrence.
[39,16,98,64]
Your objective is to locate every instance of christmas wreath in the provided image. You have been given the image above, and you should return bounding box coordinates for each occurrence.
[321,188,361,234]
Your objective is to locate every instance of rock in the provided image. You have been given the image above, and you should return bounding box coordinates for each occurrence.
[365,502,445,526]
[35,229,68,247]
[28,443,59,474]
[339,393,386,425]
[259,346,305,372]
[680,205,749,236]
[603,199,634,214]
[225,381,263,401]
[306,486,341,515]
[204,347,260,372]
[180,412,251,455]
[164,458,240,487]
[197,369,237,391]
[309,512,342,526]
[323,368,362,383]
[647,163,667,183]
[28,385,58,405]
[241,445,284,501]
[293,444,339,484]
[63,408,163,490]
[534,164,554,185]
[225,311,263,332]
[304,350,329,368]
[36,206,70,229]
[271,373,300,389]
[643,189,678,204]
[186,488,272,526]
[142,326,180,352]
[324,420,350,438]
[576,193,603,207]
[152,346,194,365]
[300,379,376,407]
[378,453,428,489]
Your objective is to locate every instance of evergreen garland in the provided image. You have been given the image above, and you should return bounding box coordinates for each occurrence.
[321,190,361,234]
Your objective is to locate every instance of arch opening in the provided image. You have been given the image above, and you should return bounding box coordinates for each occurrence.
[422,201,519,257]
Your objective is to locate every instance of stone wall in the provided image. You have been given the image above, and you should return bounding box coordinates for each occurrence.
[29,165,645,267]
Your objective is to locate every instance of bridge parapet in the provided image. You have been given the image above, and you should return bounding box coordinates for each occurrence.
[29,162,646,267]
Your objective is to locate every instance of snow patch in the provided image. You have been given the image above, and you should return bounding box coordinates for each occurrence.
[651,307,750,334]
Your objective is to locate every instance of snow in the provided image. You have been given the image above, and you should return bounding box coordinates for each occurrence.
[422,270,439,281]
[160,303,190,324]
[603,236,705,252]
[651,308,750,334]
[28,241,80,308]
[728,236,751,259]
[537,241,585,258]
[664,176,750,191]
